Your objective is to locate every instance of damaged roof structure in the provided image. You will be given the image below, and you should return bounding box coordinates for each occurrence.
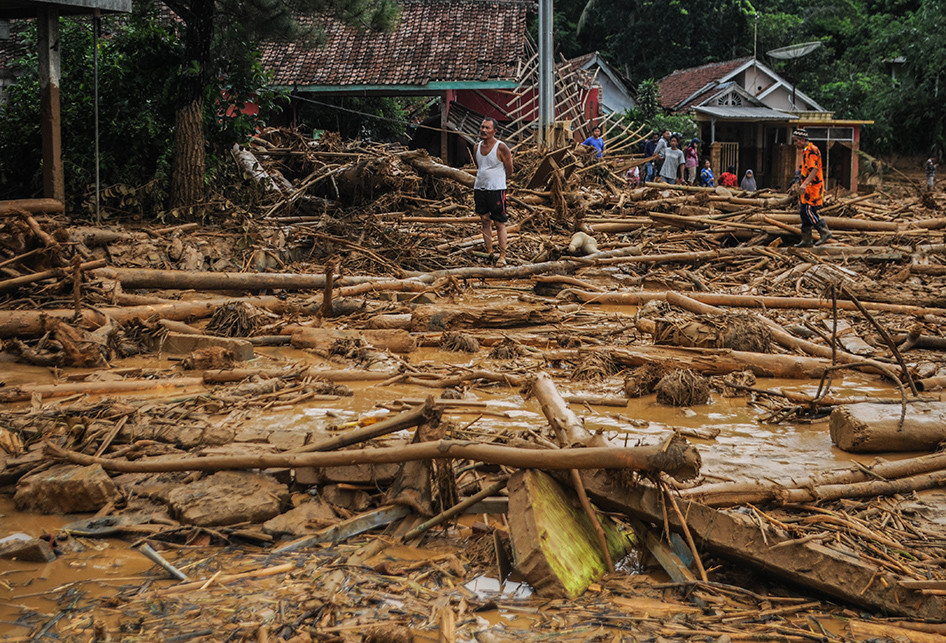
[257,0,632,165]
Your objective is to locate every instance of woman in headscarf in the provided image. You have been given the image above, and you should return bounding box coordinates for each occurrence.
[740,169,758,192]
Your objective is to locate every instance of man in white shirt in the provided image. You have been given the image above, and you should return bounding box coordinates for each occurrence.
[473,118,514,266]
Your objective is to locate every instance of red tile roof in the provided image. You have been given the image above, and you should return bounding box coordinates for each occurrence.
[260,0,530,89]
[658,58,750,112]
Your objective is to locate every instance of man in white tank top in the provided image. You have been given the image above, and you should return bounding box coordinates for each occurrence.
[473,118,514,266]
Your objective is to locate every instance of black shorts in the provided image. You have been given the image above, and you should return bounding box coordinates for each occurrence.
[474,189,509,223]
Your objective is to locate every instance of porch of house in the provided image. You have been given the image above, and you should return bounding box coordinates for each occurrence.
[698,116,867,193]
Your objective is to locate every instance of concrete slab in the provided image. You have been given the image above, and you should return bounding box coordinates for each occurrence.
[158,332,254,361]
[15,464,119,513]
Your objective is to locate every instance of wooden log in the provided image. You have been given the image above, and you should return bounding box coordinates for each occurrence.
[588,345,843,379]
[0,258,106,294]
[0,377,204,403]
[292,398,437,453]
[665,292,892,376]
[680,451,946,507]
[0,296,293,338]
[531,372,595,446]
[507,469,635,598]
[68,227,143,247]
[408,304,563,331]
[570,288,946,317]
[46,440,704,479]
[917,376,946,391]
[577,470,945,619]
[0,198,65,216]
[751,212,946,232]
[398,149,475,188]
[289,327,417,354]
[93,267,380,291]
[847,620,946,643]
[829,402,946,452]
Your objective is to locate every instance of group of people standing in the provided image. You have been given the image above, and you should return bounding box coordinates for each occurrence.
[471,119,837,267]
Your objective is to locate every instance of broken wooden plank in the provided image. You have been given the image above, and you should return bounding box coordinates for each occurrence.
[629,519,695,583]
[577,470,945,619]
[507,470,634,598]
[273,505,411,553]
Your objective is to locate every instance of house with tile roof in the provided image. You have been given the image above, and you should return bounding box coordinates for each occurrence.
[659,57,871,192]
[260,0,535,165]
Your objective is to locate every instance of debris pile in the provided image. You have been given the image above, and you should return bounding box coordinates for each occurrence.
[2,134,946,640]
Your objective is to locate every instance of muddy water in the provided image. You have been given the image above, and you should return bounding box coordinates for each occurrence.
[0,497,155,634]
[253,342,907,483]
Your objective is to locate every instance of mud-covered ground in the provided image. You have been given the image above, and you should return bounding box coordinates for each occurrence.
[1,138,946,641]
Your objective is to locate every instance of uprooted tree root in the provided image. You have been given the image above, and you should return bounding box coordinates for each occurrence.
[654,313,772,353]
[440,331,480,353]
[488,338,526,360]
[712,370,758,397]
[625,362,673,397]
[206,302,268,337]
[655,369,711,406]
[571,351,619,381]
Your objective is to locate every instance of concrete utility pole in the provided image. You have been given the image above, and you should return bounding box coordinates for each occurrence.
[537,0,553,147]
[38,7,64,203]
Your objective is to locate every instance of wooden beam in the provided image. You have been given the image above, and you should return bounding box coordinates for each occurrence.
[578,470,945,619]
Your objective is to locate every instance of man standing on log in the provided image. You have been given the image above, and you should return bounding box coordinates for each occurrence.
[474,118,514,266]
[791,128,833,247]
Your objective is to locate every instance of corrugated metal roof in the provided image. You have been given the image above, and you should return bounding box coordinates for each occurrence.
[693,106,797,121]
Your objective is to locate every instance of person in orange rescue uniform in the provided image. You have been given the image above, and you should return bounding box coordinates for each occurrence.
[791,128,833,247]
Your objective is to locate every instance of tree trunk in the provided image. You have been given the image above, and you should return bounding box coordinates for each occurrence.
[46,441,703,476]
[577,470,945,620]
[830,402,946,452]
[169,0,214,207]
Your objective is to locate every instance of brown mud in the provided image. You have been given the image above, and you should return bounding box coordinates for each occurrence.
[2,136,946,641]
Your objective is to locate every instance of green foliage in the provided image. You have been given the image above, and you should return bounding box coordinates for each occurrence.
[552,0,945,156]
[635,79,660,120]
[294,95,426,143]
[0,16,180,205]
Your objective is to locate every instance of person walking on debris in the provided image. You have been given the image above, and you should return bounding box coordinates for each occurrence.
[791,127,833,247]
[656,135,685,184]
[700,160,715,187]
[740,169,757,192]
[473,117,514,266]
[582,125,605,158]
[927,157,938,191]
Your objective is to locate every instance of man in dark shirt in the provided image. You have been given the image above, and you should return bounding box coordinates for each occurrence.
[643,133,659,182]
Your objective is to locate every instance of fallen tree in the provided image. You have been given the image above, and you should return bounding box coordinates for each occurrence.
[45,440,703,479]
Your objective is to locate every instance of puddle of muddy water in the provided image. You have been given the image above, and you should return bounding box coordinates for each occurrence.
[0,496,158,632]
